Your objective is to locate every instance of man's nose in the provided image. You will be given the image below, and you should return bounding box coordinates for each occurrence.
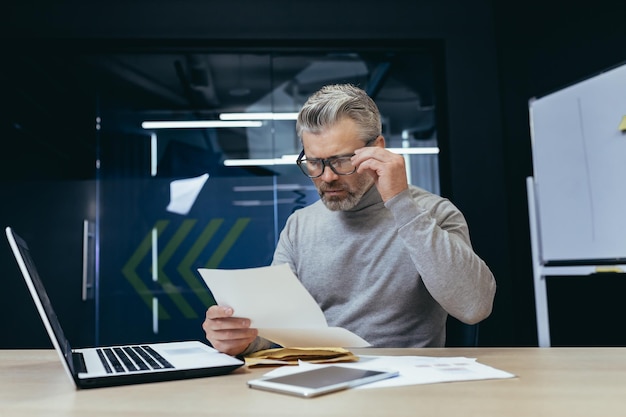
[320,165,339,182]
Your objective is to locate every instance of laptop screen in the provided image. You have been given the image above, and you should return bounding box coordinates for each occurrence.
[7,228,76,375]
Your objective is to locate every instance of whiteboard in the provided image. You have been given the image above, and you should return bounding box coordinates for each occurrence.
[529,62,626,264]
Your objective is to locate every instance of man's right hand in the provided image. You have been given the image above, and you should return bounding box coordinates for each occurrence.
[202,305,258,356]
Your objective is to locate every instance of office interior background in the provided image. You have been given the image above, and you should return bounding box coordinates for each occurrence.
[1,0,625,349]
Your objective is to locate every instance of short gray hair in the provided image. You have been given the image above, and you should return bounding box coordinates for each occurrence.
[296,84,382,143]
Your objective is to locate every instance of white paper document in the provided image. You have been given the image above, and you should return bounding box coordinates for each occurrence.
[166,173,209,215]
[261,355,516,389]
[198,264,370,348]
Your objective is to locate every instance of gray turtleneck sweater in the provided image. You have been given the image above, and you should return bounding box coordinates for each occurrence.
[245,184,496,353]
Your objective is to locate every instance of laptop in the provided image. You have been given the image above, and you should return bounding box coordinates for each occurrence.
[5,226,244,389]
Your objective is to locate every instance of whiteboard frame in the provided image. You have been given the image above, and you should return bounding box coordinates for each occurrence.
[526,177,605,347]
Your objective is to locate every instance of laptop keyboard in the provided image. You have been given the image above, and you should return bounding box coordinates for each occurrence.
[96,346,175,374]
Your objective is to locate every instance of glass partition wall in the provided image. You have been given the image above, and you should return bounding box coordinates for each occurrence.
[4,45,444,346]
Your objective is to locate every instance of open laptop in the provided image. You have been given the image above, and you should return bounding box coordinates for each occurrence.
[5,226,244,389]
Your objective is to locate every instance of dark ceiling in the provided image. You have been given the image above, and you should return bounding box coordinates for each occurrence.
[1,46,439,180]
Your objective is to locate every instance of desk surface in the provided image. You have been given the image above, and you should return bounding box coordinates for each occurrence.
[2,347,626,417]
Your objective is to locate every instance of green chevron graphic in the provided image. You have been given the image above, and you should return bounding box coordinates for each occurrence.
[205,218,251,268]
[121,218,251,319]
[121,219,171,319]
[177,219,224,307]
[155,219,198,319]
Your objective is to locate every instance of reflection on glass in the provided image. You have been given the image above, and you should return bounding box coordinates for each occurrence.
[92,47,442,344]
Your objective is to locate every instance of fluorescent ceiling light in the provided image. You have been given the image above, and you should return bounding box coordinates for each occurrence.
[219,112,299,121]
[387,147,439,155]
[223,147,439,167]
[141,120,263,129]
[224,154,299,167]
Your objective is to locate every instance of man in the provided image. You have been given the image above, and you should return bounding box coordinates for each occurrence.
[203,84,496,356]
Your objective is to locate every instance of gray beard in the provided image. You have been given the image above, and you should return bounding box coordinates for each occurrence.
[318,179,373,211]
[321,191,362,211]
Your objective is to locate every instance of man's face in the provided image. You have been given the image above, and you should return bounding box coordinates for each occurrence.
[301,118,376,211]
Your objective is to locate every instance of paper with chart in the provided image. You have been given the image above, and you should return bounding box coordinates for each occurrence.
[260,355,516,388]
[198,263,370,348]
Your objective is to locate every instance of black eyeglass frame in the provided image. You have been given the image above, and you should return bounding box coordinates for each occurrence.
[296,137,378,178]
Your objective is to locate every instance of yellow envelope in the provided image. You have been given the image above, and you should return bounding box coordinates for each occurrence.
[245,347,359,367]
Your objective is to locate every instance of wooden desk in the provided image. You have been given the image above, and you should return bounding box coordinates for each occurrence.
[2,348,626,416]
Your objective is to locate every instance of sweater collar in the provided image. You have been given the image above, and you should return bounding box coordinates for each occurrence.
[344,184,384,212]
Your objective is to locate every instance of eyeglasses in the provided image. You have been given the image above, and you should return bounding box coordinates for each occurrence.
[296,138,377,178]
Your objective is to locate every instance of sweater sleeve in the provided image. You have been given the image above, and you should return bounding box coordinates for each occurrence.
[385,188,496,324]
[271,219,297,271]
[240,336,278,356]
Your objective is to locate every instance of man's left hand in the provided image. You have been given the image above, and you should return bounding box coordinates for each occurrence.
[352,145,409,202]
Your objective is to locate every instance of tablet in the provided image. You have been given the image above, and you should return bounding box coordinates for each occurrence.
[247,365,399,398]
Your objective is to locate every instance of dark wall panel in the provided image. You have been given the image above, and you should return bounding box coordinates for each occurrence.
[5,0,623,347]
